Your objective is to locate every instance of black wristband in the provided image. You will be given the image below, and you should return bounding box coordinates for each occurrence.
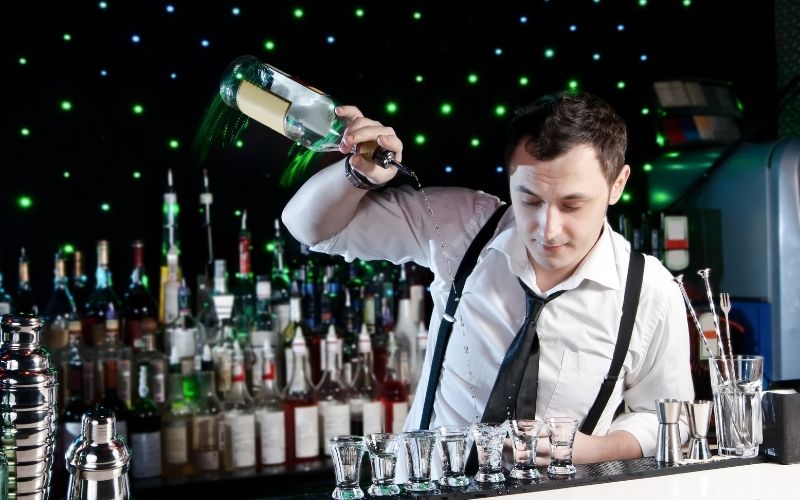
[344,155,387,190]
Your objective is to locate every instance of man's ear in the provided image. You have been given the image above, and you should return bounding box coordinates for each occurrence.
[608,164,631,205]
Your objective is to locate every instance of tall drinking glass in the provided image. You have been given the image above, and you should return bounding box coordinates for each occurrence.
[364,433,401,496]
[709,355,763,458]
[436,425,471,487]
[328,435,366,500]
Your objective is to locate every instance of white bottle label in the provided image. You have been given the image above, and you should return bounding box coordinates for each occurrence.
[321,402,350,456]
[275,304,291,338]
[228,413,256,468]
[391,402,409,433]
[131,431,163,478]
[257,408,286,465]
[363,401,384,435]
[294,405,319,459]
[152,373,166,404]
[170,327,197,359]
[164,420,189,464]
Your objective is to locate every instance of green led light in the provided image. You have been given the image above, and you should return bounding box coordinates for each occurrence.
[264,40,276,51]
[63,33,72,41]
[20,128,30,136]
[641,107,650,115]
[470,138,480,147]
[63,171,71,178]
[544,48,555,59]
[666,151,681,158]
[132,171,142,179]
[100,203,111,211]
[234,209,242,217]
[643,163,653,172]
[132,104,144,114]
[385,101,398,114]
[355,8,364,17]
[638,0,648,5]
[162,203,180,215]
[293,8,304,18]
[265,242,276,252]
[236,140,244,148]
[655,133,666,147]
[467,73,478,84]
[495,105,506,117]
[519,76,529,86]
[592,53,601,61]
[440,103,452,115]
[412,11,422,20]
[17,196,33,209]
[616,81,626,89]
[651,191,672,204]
[169,139,180,149]
[736,98,745,112]
[62,244,76,254]
[19,57,27,65]
[621,192,632,203]
[568,80,579,90]
[682,0,691,6]
[415,74,424,83]
[60,100,72,111]
[414,134,426,145]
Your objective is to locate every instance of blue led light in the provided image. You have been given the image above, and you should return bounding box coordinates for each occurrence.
[569,24,577,32]
[327,35,335,44]
[520,16,528,23]
[100,69,108,77]
[640,54,648,61]
[131,34,141,43]
[166,4,175,13]
[494,48,503,56]
[170,72,177,79]
[444,165,453,173]
[617,24,625,31]
[232,7,240,15]
[496,166,504,173]
[201,39,210,47]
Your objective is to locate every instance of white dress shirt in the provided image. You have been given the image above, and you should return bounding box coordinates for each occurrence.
[311,185,694,480]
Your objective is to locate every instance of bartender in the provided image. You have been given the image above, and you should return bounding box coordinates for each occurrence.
[281,90,694,474]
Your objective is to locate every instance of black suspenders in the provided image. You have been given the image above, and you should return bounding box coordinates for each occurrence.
[418,202,645,434]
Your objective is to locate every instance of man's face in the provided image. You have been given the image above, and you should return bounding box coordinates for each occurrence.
[508,141,629,288]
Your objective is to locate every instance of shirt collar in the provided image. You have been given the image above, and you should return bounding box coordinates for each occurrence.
[487,216,620,292]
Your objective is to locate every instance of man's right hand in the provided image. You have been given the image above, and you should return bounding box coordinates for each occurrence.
[336,105,404,185]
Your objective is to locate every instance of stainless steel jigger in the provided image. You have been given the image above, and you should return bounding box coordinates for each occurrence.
[66,407,131,500]
[656,399,683,464]
[684,400,713,460]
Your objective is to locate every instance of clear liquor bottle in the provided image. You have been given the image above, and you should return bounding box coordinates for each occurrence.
[380,331,409,433]
[83,240,121,347]
[255,340,285,466]
[231,210,256,343]
[410,321,429,396]
[54,320,95,408]
[249,276,275,395]
[350,323,384,436]
[130,362,163,479]
[96,319,133,406]
[166,280,202,376]
[192,346,224,472]
[133,323,168,408]
[393,294,416,392]
[71,250,89,317]
[98,357,131,442]
[316,325,350,456]
[58,349,91,474]
[122,240,158,352]
[283,326,319,464]
[15,247,38,315]
[223,343,257,470]
[163,346,194,477]
[270,219,292,336]
[43,251,77,351]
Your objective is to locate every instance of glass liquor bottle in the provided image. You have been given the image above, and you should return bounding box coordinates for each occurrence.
[410,321,429,396]
[54,320,95,407]
[393,292,416,392]
[0,272,13,315]
[222,343,257,470]
[133,323,168,408]
[166,280,202,376]
[270,218,291,335]
[163,346,194,477]
[98,356,131,442]
[278,283,303,390]
[316,325,350,456]
[83,240,121,347]
[249,276,275,395]
[283,326,319,464]
[43,251,77,352]
[130,362,163,479]
[350,323,384,436]
[255,340,285,466]
[380,331,409,433]
[192,345,224,472]
[71,250,89,316]
[232,210,256,341]
[159,168,182,326]
[122,240,158,352]
[96,319,133,406]
[15,247,38,314]
[59,349,91,474]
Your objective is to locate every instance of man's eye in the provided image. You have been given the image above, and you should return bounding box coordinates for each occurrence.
[563,205,581,212]
[522,198,543,206]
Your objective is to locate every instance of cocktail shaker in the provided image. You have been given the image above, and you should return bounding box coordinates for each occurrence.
[65,407,131,500]
[0,313,59,500]
[655,399,683,464]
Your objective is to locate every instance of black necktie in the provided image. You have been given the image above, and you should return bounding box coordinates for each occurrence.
[466,279,564,472]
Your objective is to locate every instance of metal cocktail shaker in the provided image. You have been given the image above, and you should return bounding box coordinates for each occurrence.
[65,407,131,500]
[655,399,683,464]
[0,313,59,500]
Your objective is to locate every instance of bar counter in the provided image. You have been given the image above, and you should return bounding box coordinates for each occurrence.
[131,455,795,499]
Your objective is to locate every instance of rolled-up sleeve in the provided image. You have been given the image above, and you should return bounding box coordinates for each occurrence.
[608,267,695,456]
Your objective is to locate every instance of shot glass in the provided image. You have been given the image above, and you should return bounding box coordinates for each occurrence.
[328,435,366,500]
[436,425,472,487]
[400,430,437,492]
[509,419,545,481]
[470,421,508,484]
[364,433,401,496]
[546,417,579,477]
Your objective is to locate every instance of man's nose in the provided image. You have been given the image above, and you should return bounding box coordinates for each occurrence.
[538,206,562,242]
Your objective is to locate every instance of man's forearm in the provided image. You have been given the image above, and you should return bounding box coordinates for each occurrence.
[281,158,369,245]
[573,430,643,464]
